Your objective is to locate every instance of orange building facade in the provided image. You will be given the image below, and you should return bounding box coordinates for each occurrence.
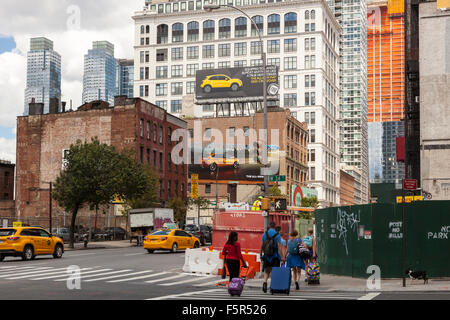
[367,0,405,122]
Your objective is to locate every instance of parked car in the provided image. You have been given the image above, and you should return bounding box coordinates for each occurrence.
[143,229,200,253]
[0,227,64,261]
[51,228,79,243]
[104,227,127,240]
[184,224,212,246]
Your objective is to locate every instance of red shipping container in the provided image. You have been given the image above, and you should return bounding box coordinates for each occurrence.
[212,210,294,253]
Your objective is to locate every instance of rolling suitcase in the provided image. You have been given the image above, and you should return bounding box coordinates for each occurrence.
[306,261,320,285]
[270,263,291,295]
[228,266,249,297]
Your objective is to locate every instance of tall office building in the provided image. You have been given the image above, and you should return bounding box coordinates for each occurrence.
[24,37,62,115]
[82,41,117,105]
[326,0,369,203]
[133,0,342,207]
[367,0,405,186]
[116,59,134,98]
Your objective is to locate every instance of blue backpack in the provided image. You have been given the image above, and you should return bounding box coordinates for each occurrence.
[288,239,300,255]
[304,236,313,248]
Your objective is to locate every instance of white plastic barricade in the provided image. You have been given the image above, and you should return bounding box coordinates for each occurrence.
[182,248,223,275]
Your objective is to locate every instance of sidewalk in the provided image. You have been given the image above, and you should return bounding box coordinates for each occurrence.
[245,273,450,292]
[64,240,137,251]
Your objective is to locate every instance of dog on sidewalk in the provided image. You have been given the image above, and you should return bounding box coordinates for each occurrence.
[405,269,428,284]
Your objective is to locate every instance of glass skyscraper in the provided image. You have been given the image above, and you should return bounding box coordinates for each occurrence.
[116,59,134,98]
[327,0,369,203]
[24,37,62,115]
[82,41,117,105]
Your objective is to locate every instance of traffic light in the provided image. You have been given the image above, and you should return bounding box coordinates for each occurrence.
[261,198,271,211]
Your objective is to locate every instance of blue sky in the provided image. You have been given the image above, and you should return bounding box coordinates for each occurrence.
[0,36,16,54]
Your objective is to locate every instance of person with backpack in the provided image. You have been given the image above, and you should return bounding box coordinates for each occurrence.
[222,231,248,282]
[286,229,305,290]
[303,228,317,263]
[260,221,283,293]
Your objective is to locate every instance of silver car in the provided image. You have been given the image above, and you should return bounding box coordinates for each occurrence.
[52,228,79,243]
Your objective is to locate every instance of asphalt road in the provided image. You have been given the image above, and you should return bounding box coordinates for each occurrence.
[1,247,449,300]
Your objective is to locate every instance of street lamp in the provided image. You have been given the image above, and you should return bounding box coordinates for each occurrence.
[204,3,270,230]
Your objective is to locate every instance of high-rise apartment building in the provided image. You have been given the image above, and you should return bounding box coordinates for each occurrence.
[116,59,134,98]
[133,0,342,207]
[82,41,117,105]
[327,0,369,203]
[24,37,61,115]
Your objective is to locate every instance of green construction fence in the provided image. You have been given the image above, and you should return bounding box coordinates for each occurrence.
[315,201,450,278]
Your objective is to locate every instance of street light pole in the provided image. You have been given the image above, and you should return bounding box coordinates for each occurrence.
[204,3,270,230]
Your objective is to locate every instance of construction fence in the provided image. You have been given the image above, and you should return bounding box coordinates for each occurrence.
[315,201,450,278]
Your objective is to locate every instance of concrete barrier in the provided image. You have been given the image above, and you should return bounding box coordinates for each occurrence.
[182,248,223,275]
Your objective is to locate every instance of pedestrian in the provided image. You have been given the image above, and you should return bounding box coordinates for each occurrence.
[251,196,263,211]
[275,226,287,262]
[286,229,305,290]
[260,221,283,293]
[222,231,248,282]
[303,228,317,263]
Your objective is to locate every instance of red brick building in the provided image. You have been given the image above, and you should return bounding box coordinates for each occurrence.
[0,160,15,218]
[15,97,187,220]
[340,169,355,206]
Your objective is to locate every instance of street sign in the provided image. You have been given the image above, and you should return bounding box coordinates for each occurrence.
[403,179,417,190]
[13,222,22,227]
[191,174,199,199]
[269,175,286,182]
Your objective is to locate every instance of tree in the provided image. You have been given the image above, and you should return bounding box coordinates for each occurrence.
[299,196,319,219]
[268,185,286,197]
[168,197,188,227]
[53,139,150,248]
[125,164,160,210]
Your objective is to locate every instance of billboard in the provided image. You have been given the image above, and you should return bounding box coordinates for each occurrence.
[188,143,281,183]
[195,66,279,104]
[291,185,318,207]
[437,0,450,9]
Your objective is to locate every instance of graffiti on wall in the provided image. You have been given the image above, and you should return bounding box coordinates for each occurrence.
[336,208,361,255]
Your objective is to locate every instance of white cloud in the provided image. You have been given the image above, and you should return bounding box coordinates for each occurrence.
[0,137,16,163]
[0,0,143,160]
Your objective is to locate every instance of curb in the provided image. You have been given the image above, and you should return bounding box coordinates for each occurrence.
[64,245,137,251]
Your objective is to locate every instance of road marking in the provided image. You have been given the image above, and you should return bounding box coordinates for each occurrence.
[64,253,98,257]
[0,267,55,278]
[107,272,169,283]
[357,292,381,300]
[193,279,224,287]
[148,288,221,300]
[84,270,154,282]
[53,269,134,281]
[159,275,214,286]
[30,268,99,280]
[0,265,47,271]
[11,268,97,280]
[123,253,145,257]
[145,274,187,284]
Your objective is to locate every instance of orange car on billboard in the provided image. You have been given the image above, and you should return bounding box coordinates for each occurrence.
[201,153,240,172]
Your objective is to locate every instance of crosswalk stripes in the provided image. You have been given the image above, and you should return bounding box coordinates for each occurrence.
[0,264,224,288]
[149,288,366,300]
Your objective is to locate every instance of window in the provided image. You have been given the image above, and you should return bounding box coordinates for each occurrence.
[203,104,214,112]
[203,45,215,58]
[218,61,231,68]
[267,40,280,54]
[186,64,199,77]
[311,23,315,32]
[205,128,211,138]
[147,121,151,140]
[250,59,263,66]
[284,57,297,70]
[156,66,168,79]
[229,127,235,137]
[305,10,310,20]
[305,38,310,51]
[156,49,168,62]
[187,21,199,41]
[171,82,183,95]
[156,83,168,96]
[203,20,215,40]
[284,93,297,107]
[156,100,167,110]
[160,126,163,144]
[140,146,144,163]
[172,23,184,42]
[305,24,310,32]
[305,75,310,87]
[171,100,182,113]
[310,129,315,143]
[311,92,316,105]
[154,124,157,142]
[305,92,310,106]
[171,65,183,77]
[218,44,231,57]
[311,38,316,50]
[140,119,144,137]
[311,55,316,68]
[234,42,247,56]
[268,14,280,34]
[157,24,169,44]
[244,126,249,136]
[310,167,315,180]
[310,111,316,124]
[219,18,231,39]
[187,46,199,59]
[267,57,280,67]
[311,75,316,87]
[235,17,247,37]
[202,62,214,69]
[251,41,262,55]
[251,15,263,37]
[171,47,183,60]
[205,184,212,194]
[284,39,297,53]
[311,10,315,20]
[186,81,195,94]
[284,12,297,33]
[284,75,297,89]
[234,60,247,67]
[305,55,310,69]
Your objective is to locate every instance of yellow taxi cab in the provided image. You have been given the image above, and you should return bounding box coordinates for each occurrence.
[200,75,243,93]
[0,227,65,262]
[202,152,239,172]
[143,228,201,253]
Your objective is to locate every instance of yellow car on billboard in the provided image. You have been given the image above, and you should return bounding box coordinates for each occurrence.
[202,153,239,172]
[200,75,243,93]
[143,229,201,253]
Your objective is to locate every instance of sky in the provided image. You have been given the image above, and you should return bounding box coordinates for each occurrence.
[0,0,144,162]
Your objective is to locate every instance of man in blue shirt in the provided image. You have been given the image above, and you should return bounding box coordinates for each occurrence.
[260,221,283,293]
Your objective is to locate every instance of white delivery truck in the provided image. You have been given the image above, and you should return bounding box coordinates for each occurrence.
[129,208,175,245]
